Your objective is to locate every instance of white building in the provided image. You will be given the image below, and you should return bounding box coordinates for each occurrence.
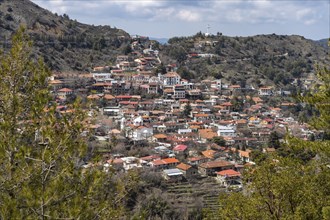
[131,127,153,141]
[92,73,112,82]
[178,129,192,135]
[159,72,181,86]
[258,87,273,96]
[216,125,237,137]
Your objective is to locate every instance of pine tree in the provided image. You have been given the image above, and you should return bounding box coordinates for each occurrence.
[0,27,137,219]
[183,102,192,118]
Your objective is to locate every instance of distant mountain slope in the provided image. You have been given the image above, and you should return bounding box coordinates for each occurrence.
[315,38,329,49]
[159,33,329,87]
[149,37,169,44]
[0,0,130,71]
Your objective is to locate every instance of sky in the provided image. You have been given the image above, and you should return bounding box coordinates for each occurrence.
[31,0,329,40]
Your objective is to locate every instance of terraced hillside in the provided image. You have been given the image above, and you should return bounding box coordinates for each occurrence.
[165,177,226,213]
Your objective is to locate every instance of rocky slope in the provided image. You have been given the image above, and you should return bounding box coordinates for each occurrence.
[0,0,130,71]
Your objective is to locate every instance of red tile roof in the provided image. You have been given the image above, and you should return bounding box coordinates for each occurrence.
[173,145,188,152]
[176,163,192,171]
[162,158,179,164]
[216,169,241,177]
[140,155,161,161]
[202,150,216,159]
[151,158,179,166]
[187,156,206,162]
[58,88,72,92]
[104,94,115,100]
[116,95,132,99]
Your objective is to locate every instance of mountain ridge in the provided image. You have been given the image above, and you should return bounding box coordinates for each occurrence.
[0,0,130,71]
[0,0,328,81]
[159,33,329,88]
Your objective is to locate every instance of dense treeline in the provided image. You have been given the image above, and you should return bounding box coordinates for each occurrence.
[0,27,138,219]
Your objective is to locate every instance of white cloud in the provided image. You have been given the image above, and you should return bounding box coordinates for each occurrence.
[304,19,316,25]
[176,9,201,22]
[30,0,329,39]
[41,0,68,14]
[32,0,326,25]
[226,9,244,22]
[212,0,244,10]
[296,8,314,20]
[109,0,164,14]
[252,0,273,9]
[152,8,176,21]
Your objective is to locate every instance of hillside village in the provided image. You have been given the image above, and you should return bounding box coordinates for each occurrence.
[49,34,319,197]
[0,0,329,218]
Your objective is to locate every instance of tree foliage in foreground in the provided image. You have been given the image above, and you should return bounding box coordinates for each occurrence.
[205,64,330,220]
[0,28,137,219]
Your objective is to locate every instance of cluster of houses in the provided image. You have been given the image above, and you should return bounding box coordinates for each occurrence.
[48,35,316,190]
[101,152,243,189]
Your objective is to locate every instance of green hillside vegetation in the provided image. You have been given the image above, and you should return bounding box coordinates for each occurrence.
[0,0,328,90]
[0,1,329,219]
[161,33,329,88]
[0,0,130,71]
[0,27,139,219]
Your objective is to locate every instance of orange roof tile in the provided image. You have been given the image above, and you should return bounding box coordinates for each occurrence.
[153,134,167,139]
[49,79,63,84]
[164,72,180,77]
[216,169,241,177]
[195,113,209,117]
[176,163,192,171]
[87,94,101,99]
[188,156,206,162]
[189,125,201,129]
[162,158,179,164]
[164,88,174,93]
[239,150,250,158]
[58,88,72,92]
[252,97,263,103]
[202,150,216,159]
[173,145,188,152]
[152,160,166,166]
[236,119,247,124]
[104,94,115,100]
[116,95,132,99]
[229,85,241,88]
[199,129,217,140]
[221,102,232,106]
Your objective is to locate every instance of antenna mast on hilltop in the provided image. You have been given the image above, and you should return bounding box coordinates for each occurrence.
[205,24,211,36]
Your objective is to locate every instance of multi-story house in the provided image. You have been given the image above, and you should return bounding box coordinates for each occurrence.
[173,84,186,99]
[198,160,235,176]
[159,72,181,86]
[92,73,112,82]
[258,86,273,96]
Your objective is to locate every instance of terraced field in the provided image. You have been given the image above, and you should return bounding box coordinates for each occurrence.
[165,177,226,213]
